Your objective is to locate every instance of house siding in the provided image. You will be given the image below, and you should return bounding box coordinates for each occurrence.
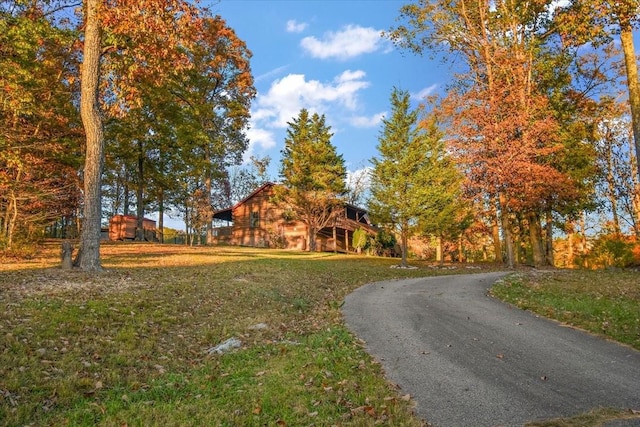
[212,183,376,252]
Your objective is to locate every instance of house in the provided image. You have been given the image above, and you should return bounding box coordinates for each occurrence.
[109,214,157,241]
[211,182,376,252]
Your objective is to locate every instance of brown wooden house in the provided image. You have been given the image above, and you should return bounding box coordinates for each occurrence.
[211,183,377,252]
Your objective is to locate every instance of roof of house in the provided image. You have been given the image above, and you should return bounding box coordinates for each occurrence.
[212,182,275,222]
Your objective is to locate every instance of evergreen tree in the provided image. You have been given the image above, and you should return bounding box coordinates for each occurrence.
[369,88,460,267]
[276,109,347,251]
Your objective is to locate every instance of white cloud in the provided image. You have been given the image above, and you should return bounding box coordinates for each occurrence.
[242,126,277,163]
[251,70,371,128]
[300,25,389,60]
[411,84,438,101]
[286,19,307,33]
[246,127,276,150]
[350,112,386,128]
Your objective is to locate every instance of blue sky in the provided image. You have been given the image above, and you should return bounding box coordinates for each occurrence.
[208,0,447,179]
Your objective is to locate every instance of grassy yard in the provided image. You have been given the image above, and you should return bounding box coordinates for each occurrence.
[0,242,487,426]
[491,269,640,351]
[3,244,638,426]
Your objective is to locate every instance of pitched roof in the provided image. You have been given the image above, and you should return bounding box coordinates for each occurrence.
[212,182,275,222]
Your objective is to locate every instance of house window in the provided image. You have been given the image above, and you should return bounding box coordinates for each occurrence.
[250,211,260,228]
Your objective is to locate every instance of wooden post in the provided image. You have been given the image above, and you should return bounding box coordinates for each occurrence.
[61,241,73,270]
[345,230,349,254]
[333,226,337,253]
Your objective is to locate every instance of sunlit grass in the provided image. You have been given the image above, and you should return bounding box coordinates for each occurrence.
[491,269,640,350]
[4,242,486,426]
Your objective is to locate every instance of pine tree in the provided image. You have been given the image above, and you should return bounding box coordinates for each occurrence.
[277,109,347,251]
[369,88,460,267]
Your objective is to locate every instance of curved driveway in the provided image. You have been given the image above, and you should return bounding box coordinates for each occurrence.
[342,272,640,426]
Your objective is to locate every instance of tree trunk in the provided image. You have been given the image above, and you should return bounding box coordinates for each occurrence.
[205,152,213,245]
[400,221,409,267]
[136,141,145,240]
[332,226,337,253]
[5,190,17,249]
[123,170,130,216]
[631,146,640,236]
[527,211,545,267]
[158,188,164,243]
[567,230,574,268]
[75,0,103,271]
[499,193,515,269]
[545,209,554,267]
[308,224,316,251]
[604,131,622,234]
[184,201,190,246]
[436,234,443,265]
[491,199,502,262]
[580,211,588,268]
[620,27,640,183]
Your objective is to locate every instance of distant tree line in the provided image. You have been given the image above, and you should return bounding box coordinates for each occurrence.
[2,0,639,270]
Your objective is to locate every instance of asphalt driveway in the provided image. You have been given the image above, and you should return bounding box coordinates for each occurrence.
[342,272,640,426]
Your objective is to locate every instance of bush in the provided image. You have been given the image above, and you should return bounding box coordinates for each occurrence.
[352,228,368,254]
[371,230,397,257]
[579,233,639,269]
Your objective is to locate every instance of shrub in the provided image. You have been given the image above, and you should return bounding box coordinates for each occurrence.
[371,230,397,257]
[579,233,639,269]
[352,228,368,254]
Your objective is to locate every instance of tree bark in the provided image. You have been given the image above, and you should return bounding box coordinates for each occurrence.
[545,209,554,267]
[490,199,502,262]
[136,140,145,240]
[158,188,164,243]
[308,224,317,251]
[620,27,640,183]
[75,0,104,271]
[436,234,443,265]
[527,211,545,267]
[400,227,408,267]
[499,193,515,269]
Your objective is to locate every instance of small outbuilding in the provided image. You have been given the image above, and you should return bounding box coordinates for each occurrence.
[109,215,157,241]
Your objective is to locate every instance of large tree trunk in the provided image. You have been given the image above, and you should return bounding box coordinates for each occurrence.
[75,0,103,271]
[620,27,640,183]
[527,211,545,267]
[308,224,317,252]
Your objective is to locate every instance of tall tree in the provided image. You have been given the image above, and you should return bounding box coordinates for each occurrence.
[74,0,203,269]
[556,0,640,181]
[389,0,588,267]
[165,15,255,244]
[368,88,460,267]
[0,2,82,248]
[276,109,347,252]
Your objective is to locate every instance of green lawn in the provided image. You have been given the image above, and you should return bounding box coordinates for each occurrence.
[3,244,637,426]
[1,243,480,426]
[491,269,640,351]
